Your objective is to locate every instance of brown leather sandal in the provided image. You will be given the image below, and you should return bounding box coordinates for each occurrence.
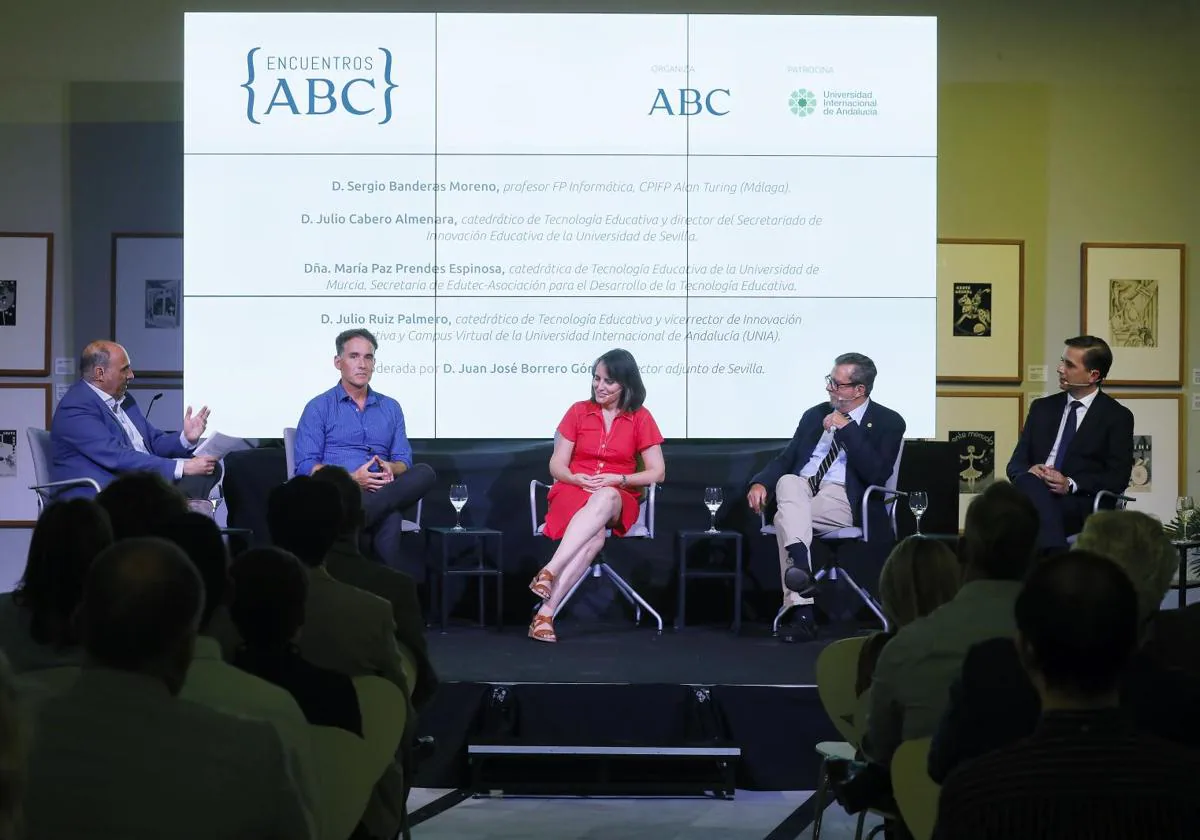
[529,568,555,600]
[528,612,557,643]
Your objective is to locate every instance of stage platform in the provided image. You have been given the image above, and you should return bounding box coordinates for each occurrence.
[411,621,856,793]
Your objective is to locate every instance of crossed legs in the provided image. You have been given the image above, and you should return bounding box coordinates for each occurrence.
[528,487,622,642]
[773,474,852,608]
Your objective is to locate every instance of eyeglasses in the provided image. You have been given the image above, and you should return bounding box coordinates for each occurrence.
[825,375,859,391]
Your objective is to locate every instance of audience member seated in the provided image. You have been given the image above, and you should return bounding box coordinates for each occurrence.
[230,546,364,736]
[95,471,189,540]
[313,464,439,709]
[150,513,319,821]
[0,649,26,840]
[932,550,1200,839]
[0,499,112,673]
[862,481,1039,766]
[268,475,412,840]
[928,509,1200,783]
[855,535,961,697]
[22,537,315,839]
[268,476,411,695]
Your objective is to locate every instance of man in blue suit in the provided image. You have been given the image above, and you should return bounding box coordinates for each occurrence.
[746,353,906,639]
[50,341,219,501]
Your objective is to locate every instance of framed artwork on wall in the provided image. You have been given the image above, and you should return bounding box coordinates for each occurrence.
[0,233,53,376]
[110,233,183,377]
[936,390,1025,529]
[1081,242,1186,386]
[125,383,185,433]
[1109,392,1183,525]
[0,383,53,527]
[936,239,1024,384]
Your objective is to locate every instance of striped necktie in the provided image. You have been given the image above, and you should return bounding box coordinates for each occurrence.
[808,431,845,495]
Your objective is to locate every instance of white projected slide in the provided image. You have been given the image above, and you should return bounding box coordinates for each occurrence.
[183,13,937,439]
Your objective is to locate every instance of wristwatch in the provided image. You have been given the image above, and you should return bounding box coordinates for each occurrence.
[620,475,628,488]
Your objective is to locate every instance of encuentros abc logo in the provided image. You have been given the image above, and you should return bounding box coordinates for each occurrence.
[788,89,818,117]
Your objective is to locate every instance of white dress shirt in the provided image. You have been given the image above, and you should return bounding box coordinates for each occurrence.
[799,398,871,486]
[1044,388,1099,494]
[85,381,192,479]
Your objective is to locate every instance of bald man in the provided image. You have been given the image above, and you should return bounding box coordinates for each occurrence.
[49,341,220,502]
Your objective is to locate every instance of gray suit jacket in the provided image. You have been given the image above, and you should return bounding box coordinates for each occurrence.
[298,566,412,840]
[23,667,314,840]
[299,566,410,696]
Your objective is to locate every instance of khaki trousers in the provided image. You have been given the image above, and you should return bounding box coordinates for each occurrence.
[773,474,853,606]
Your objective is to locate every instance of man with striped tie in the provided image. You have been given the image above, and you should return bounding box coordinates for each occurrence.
[746,353,905,640]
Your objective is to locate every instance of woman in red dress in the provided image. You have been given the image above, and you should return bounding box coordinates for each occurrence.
[528,349,666,643]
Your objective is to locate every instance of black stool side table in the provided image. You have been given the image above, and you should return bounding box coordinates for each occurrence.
[1170,539,1200,609]
[425,526,504,632]
[676,529,743,633]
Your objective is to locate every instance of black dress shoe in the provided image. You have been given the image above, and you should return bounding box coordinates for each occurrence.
[780,604,818,643]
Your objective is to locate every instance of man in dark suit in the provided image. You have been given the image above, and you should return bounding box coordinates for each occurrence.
[1007,335,1134,552]
[49,341,220,501]
[746,353,905,639]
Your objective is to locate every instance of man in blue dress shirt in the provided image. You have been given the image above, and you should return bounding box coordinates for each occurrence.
[293,329,436,575]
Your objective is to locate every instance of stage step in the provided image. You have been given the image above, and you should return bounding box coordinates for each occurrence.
[467,741,741,798]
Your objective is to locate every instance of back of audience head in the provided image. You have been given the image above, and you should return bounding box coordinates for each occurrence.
[229,548,308,651]
[149,512,230,633]
[96,471,189,540]
[878,535,961,627]
[1072,509,1176,627]
[1016,549,1139,704]
[0,651,24,840]
[14,499,114,649]
[310,465,364,538]
[267,476,343,567]
[78,537,204,696]
[961,481,1040,582]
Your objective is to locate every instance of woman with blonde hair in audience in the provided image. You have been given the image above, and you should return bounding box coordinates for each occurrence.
[0,499,113,672]
[855,535,961,695]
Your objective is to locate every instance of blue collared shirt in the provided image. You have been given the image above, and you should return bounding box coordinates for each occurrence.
[293,383,412,477]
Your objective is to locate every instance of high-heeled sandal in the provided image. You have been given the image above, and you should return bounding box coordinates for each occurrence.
[529,568,555,600]
[528,612,557,643]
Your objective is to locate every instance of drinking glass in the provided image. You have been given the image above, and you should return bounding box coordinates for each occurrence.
[1177,496,1196,540]
[908,491,929,536]
[449,484,469,531]
[703,486,724,534]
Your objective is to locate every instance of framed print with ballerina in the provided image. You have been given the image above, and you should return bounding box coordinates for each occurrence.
[1081,242,1186,386]
[936,239,1024,383]
[936,390,1024,529]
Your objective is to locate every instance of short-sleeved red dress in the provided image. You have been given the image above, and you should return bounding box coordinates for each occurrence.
[542,400,665,540]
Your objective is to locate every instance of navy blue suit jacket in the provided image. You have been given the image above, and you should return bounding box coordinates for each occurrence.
[49,380,191,498]
[1006,390,1134,502]
[750,399,906,543]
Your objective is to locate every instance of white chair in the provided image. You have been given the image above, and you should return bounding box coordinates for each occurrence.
[890,737,940,840]
[307,724,379,840]
[529,479,664,632]
[763,441,907,634]
[283,426,422,532]
[26,428,100,512]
